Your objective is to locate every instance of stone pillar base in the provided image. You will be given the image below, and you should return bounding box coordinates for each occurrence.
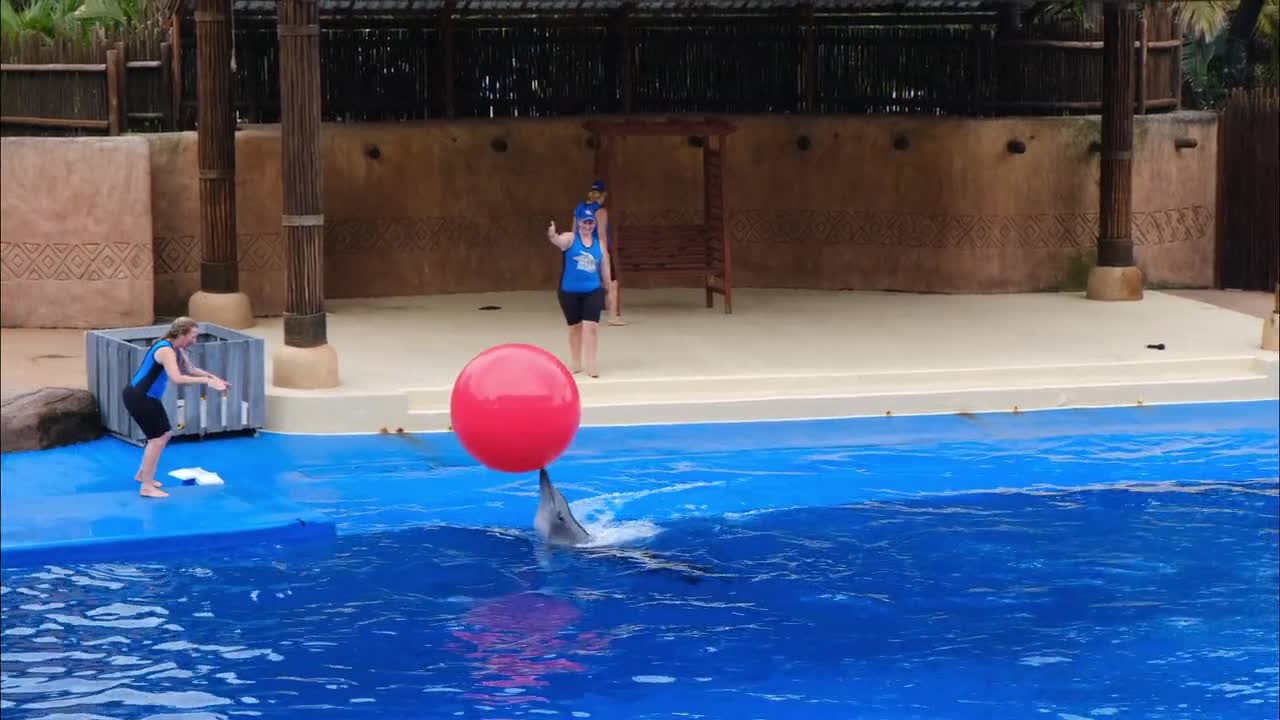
[1263,313,1279,352]
[189,291,254,329]
[273,343,340,390]
[1085,266,1144,301]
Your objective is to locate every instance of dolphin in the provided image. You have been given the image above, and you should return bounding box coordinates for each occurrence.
[532,469,724,585]
[535,468,593,546]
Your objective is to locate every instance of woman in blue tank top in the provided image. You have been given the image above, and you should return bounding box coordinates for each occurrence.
[547,203,612,377]
[122,317,229,499]
[581,180,625,326]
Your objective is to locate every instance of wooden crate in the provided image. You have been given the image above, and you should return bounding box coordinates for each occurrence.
[85,323,265,445]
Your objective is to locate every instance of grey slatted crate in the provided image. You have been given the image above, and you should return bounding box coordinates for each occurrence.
[85,323,266,445]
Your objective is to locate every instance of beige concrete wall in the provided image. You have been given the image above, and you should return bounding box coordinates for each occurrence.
[0,115,1215,329]
[1,136,155,329]
[147,112,1218,317]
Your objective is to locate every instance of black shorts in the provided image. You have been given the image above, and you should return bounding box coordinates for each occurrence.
[122,386,172,439]
[558,288,606,326]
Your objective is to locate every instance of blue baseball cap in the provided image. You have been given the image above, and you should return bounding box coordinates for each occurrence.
[574,204,597,222]
[590,180,606,192]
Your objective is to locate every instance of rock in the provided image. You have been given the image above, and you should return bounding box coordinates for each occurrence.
[1,387,102,453]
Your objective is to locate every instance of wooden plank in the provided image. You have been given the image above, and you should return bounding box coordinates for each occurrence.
[160,41,175,130]
[85,333,100,425]
[0,116,111,130]
[441,1,456,118]
[178,370,200,437]
[109,341,126,441]
[125,60,164,69]
[250,335,268,425]
[106,325,170,342]
[997,38,1178,50]
[987,98,1177,112]
[226,340,247,430]
[105,48,122,135]
[1137,13,1148,114]
[115,42,128,133]
[171,13,184,126]
[0,63,107,72]
[204,341,226,433]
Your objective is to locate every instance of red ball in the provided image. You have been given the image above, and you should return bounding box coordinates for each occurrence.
[450,343,581,474]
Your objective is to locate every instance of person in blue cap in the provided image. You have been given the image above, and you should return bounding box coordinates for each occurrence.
[547,203,613,377]
[579,180,625,326]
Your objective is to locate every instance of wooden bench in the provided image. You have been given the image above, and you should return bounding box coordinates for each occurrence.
[584,117,737,314]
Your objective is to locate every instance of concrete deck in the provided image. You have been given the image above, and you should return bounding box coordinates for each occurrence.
[244,289,1278,434]
[4,399,1277,568]
[3,289,1275,435]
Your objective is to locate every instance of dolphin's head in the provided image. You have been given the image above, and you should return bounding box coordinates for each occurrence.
[534,469,592,546]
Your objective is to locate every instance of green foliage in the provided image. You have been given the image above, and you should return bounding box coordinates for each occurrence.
[0,0,149,46]
[1175,0,1280,109]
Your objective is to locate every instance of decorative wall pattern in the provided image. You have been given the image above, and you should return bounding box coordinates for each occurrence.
[1,241,152,282]
[728,206,1213,251]
[139,115,1219,313]
[153,233,286,274]
[1,136,154,328]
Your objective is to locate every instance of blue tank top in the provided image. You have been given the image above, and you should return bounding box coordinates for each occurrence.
[560,230,603,294]
[130,339,174,399]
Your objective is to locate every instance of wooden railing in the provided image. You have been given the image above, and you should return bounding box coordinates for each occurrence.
[1,22,181,135]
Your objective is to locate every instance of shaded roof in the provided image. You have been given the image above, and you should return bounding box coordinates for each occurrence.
[216,0,995,13]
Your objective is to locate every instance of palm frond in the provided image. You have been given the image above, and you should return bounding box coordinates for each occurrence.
[1173,0,1236,41]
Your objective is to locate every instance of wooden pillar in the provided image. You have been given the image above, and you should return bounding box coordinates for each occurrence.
[439,1,456,118]
[1088,0,1144,300]
[615,3,633,113]
[191,0,253,326]
[799,3,816,113]
[274,0,338,387]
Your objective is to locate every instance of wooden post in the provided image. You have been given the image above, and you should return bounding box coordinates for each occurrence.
[189,0,252,325]
[799,3,815,113]
[114,41,128,131]
[1172,20,1182,109]
[278,0,327,349]
[160,42,174,129]
[1136,11,1148,114]
[195,0,240,296]
[1087,0,1143,301]
[717,132,733,314]
[105,48,121,135]
[1099,1,1136,269]
[170,13,183,127]
[440,1,456,118]
[616,3,633,113]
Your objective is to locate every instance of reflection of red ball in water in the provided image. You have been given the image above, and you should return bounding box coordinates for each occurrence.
[450,344,581,474]
[446,591,612,701]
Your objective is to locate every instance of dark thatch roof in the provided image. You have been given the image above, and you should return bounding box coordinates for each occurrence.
[214,0,1001,14]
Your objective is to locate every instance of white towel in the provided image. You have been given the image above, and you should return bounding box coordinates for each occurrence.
[168,467,225,486]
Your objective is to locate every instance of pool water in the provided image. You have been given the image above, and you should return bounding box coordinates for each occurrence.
[2,405,1278,719]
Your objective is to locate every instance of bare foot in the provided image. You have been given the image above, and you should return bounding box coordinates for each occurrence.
[608,318,627,326]
[135,474,162,487]
[140,484,169,499]
[570,364,582,374]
